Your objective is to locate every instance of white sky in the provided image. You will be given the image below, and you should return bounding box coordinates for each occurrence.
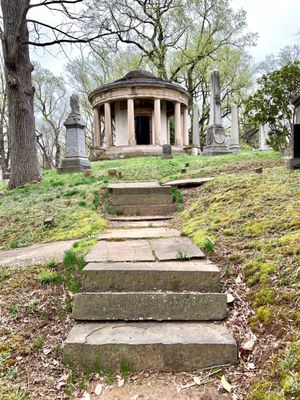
[30,0,300,74]
[231,0,300,60]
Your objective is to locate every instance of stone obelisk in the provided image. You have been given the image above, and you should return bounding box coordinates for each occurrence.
[59,93,91,173]
[203,70,230,155]
[192,103,200,155]
[229,104,240,152]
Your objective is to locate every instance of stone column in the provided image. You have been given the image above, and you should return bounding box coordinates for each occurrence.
[127,99,136,146]
[175,102,182,146]
[104,102,112,147]
[203,70,230,155]
[259,124,271,150]
[183,107,189,146]
[93,107,101,148]
[192,103,200,155]
[151,110,155,145]
[154,98,161,145]
[229,104,240,152]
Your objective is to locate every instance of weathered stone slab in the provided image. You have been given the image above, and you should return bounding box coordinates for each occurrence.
[0,240,76,267]
[163,178,213,188]
[97,228,180,241]
[72,292,227,321]
[108,216,173,221]
[64,322,238,372]
[85,240,155,263]
[150,237,205,261]
[109,220,170,228]
[109,204,176,216]
[108,182,171,195]
[111,194,172,206]
[82,261,220,292]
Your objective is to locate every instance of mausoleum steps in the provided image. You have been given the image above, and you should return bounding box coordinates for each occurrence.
[107,182,177,216]
[64,322,238,372]
[72,291,227,321]
[81,261,221,292]
[63,190,238,372]
[109,204,177,216]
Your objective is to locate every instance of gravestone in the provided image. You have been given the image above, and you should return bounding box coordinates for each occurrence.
[203,70,230,155]
[229,105,240,152]
[58,94,91,173]
[162,144,173,159]
[192,104,200,155]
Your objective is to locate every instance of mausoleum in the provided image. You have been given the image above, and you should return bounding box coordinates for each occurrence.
[89,69,190,158]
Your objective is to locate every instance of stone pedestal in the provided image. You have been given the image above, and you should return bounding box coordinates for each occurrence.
[59,113,91,173]
[203,70,230,156]
[203,126,230,155]
[229,104,240,152]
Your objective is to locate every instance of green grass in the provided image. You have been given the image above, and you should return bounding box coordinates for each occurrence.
[0,151,279,250]
[179,159,300,399]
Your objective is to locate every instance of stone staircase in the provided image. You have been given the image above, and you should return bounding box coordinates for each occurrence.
[107,182,177,216]
[63,183,237,372]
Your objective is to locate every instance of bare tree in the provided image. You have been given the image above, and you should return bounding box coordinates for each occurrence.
[0,0,122,188]
[33,63,67,168]
[0,55,9,176]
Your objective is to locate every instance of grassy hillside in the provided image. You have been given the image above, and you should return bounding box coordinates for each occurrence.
[0,150,279,250]
[179,164,300,399]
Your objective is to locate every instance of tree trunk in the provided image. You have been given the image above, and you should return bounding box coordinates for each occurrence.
[1,0,41,188]
[0,89,8,174]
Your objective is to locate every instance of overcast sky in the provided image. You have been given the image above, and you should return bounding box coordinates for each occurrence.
[31,0,300,74]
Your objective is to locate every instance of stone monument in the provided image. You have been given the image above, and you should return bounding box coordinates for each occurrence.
[286,94,300,169]
[59,94,91,173]
[203,70,230,155]
[259,124,271,151]
[192,104,201,155]
[161,144,173,159]
[229,104,240,152]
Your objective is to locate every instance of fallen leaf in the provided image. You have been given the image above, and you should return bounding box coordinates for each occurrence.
[241,339,256,351]
[221,375,231,393]
[95,384,103,396]
[56,381,66,390]
[81,392,90,400]
[227,293,235,303]
[246,362,256,370]
[118,378,125,387]
[193,376,201,385]
[43,348,52,355]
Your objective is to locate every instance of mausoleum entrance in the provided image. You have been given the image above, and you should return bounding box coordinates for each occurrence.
[135,116,151,145]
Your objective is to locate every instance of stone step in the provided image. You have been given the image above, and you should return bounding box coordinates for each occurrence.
[72,292,227,321]
[108,204,177,216]
[63,322,238,372]
[108,216,173,221]
[97,228,180,241]
[85,238,205,263]
[111,194,173,206]
[108,182,172,196]
[81,261,221,292]
[109,220,170,228]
